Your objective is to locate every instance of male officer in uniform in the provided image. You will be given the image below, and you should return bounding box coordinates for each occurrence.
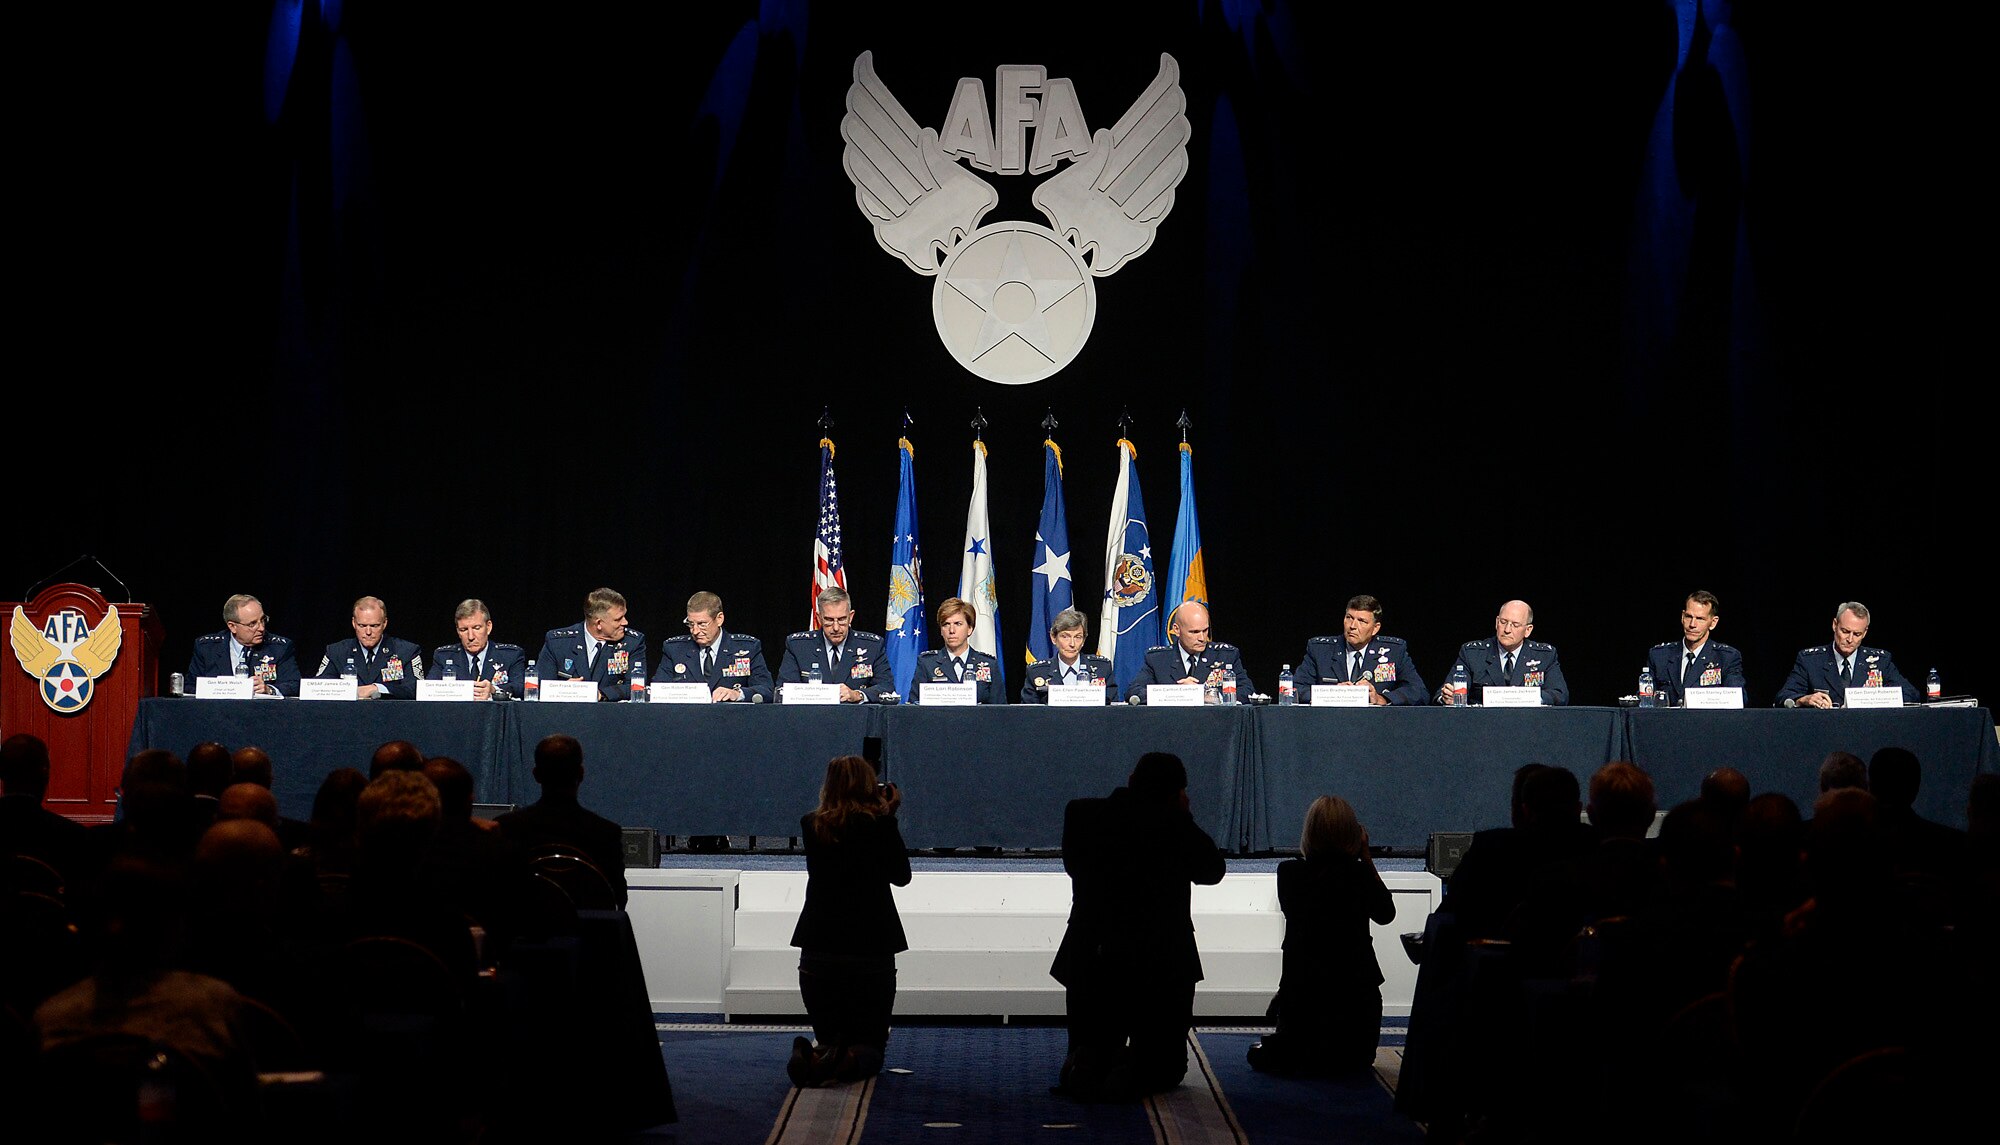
[777,587,892,702]
[188,594,300,697]
[536,587,648,701]
[1647,590,1745,707]
[1129,600,1255,702]
[658,591,773,702]
[913,596,1006,703]
[1775,600,1917,708]
[1295,594,1426,705]
[313,596,424,699]
[1437,599,1568,705]
[426,598,526,700]
[1023,607,1117,704]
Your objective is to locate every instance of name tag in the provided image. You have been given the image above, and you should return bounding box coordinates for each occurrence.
[299,678,358,701]
[1684,687,1744,710]
[195,676,254,699]
[1481,686,1542,708]
[1146,684,1205,707]
[921,682,977,706]
[783,682,843,705]
[1844,687,1903,709]
[1047,685,1106,707]
[1307,684,1372,707]
[418,679,477,702]
[540,678,601,703]
[653,682,712,704]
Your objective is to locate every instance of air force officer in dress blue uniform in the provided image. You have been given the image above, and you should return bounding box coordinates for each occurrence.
[425,598,526,700]
[658,591,773,702]
[1775,600,1917,708]
[777,587,893,703]
[1295,595,1425,705]
[1646,591,1745,707]
[1022,607,1117,704]
[535,587,647,702]
[1129,600,1255,701]
[1436,600,1568,705]
[313,596,424,699]
[913,596,1006,704]
[187,594,300,697]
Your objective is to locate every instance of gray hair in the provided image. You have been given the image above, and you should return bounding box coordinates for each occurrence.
[453,598,491,623]
[222,594,261,623]
[1835,601,1871,623]
[1049,608,1089,637]
[816,587,851,614]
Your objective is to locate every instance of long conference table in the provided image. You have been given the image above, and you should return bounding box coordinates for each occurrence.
[128,698,1998,852]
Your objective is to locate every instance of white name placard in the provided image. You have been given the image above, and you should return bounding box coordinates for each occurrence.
[1481,686,1542,708]
[195,676,254,699]
[921,682,977,706]
[299,678,358,702]
[1308,684,1373,707]
[1684,687,1744,710]
[783,682,843,706]
[1047,685,1107,707]
[1844,687,1904,709]
[652,682,712,705]
[539,678,601,704]
[1146,684,1206,707]
[417,678,477,702]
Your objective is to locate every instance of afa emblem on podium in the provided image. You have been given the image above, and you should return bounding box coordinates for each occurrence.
[12,605,122,713]
[841,52,1190,385]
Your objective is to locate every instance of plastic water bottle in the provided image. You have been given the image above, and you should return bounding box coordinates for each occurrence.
[524,659,540,701]
[1450,662,1469,707]
[1638,664,1655,708]
[342,656,357,682]
[1222,667,1239,704]
[442,658,457,681]
[1927,667,1941,701]
[1278,664,1296,705]
[234,657,249,678]
[630,661,648,703]
[809,662,823,685]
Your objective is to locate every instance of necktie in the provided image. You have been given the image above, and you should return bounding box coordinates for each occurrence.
[1502,652,1515,682]
[1683,651,1698,691]
[471,653,482,680]
[588,642,602,679]
[363,646,374,666]
[1840,657,1853,687]
[702,646,714,678]
[1351,650,1365,682]
[952,657,965,683]
[830,644,841,668]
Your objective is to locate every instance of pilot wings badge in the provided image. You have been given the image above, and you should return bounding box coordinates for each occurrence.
[841,52,1190,385]
[12,604,123,713]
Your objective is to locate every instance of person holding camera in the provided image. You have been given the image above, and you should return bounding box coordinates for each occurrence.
[786,756,912,1087]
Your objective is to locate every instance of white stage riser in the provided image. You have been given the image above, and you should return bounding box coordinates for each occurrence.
[629,869,1441,1020]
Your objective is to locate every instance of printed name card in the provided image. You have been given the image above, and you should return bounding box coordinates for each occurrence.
[417,679,477,702]
[652,682,712,704]
[299,678,358,701]
[783,682,842,706]
[196,676,255,699]
[1683,687,1744,710]
[1146,684,1205,707]
[921,682,977,706]
[1047,685,1107,707]
[1308,684,1373,707]
[1844,687,1904,709]
[539,678,601,704]
[1481,686,1542,708]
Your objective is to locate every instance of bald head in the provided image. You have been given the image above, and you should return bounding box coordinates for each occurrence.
[1170,601,1212,657]
[217,783,280,829]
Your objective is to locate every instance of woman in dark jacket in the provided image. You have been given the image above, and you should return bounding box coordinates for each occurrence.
[1249,795,1398,1074]
[787,755,912,1087]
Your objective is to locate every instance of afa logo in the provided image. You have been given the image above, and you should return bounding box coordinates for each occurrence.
[841,52,1191,385]
[11,605,122,713]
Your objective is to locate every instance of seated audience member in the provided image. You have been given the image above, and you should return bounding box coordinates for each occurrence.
[215,783,280,830]
[1817,750,1868,795]
[87,750,199,874]
[1052,752,1226,1100]
[420,757,511,942]
[1868,746,1969,888]
[298,768,368,877]
[185,741,234,829]
[496,735,628,908]
[182,819,332,1051]
[1512,762,1661,974]
[228,745,310,850]
[1248,795,1397,1075]
[1,733,90,883]
[1696,766,1751,839]
[787,755,912,1087]
[1439,765,1593,940]
[346,770,478,983]
[1735,792,1808,945]
[368,739,425,780]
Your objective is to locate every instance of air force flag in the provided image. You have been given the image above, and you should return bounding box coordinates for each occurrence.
[1097,438,1158,694]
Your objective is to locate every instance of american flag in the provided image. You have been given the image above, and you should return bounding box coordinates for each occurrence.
[811,436,847,627]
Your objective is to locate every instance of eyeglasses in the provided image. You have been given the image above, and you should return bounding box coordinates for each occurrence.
[684,617,718,630]
[1496,619,1530,631]
[228,616,270,630]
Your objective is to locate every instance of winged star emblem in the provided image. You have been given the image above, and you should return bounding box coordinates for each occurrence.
[841,52,1190,385]
[12,605,123,713]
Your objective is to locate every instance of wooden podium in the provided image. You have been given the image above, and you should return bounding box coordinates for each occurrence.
[2,582,163,822]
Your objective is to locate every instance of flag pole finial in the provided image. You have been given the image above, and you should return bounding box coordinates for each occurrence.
[818,407,835,434]
[1176,409,1191,442]
[970,407,988,441]
[902,408,914,430]
[1041,409,1059,435]
[1118,407,1135,437]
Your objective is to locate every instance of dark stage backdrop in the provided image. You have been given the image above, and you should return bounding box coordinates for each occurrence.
[16,3,1989,782]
